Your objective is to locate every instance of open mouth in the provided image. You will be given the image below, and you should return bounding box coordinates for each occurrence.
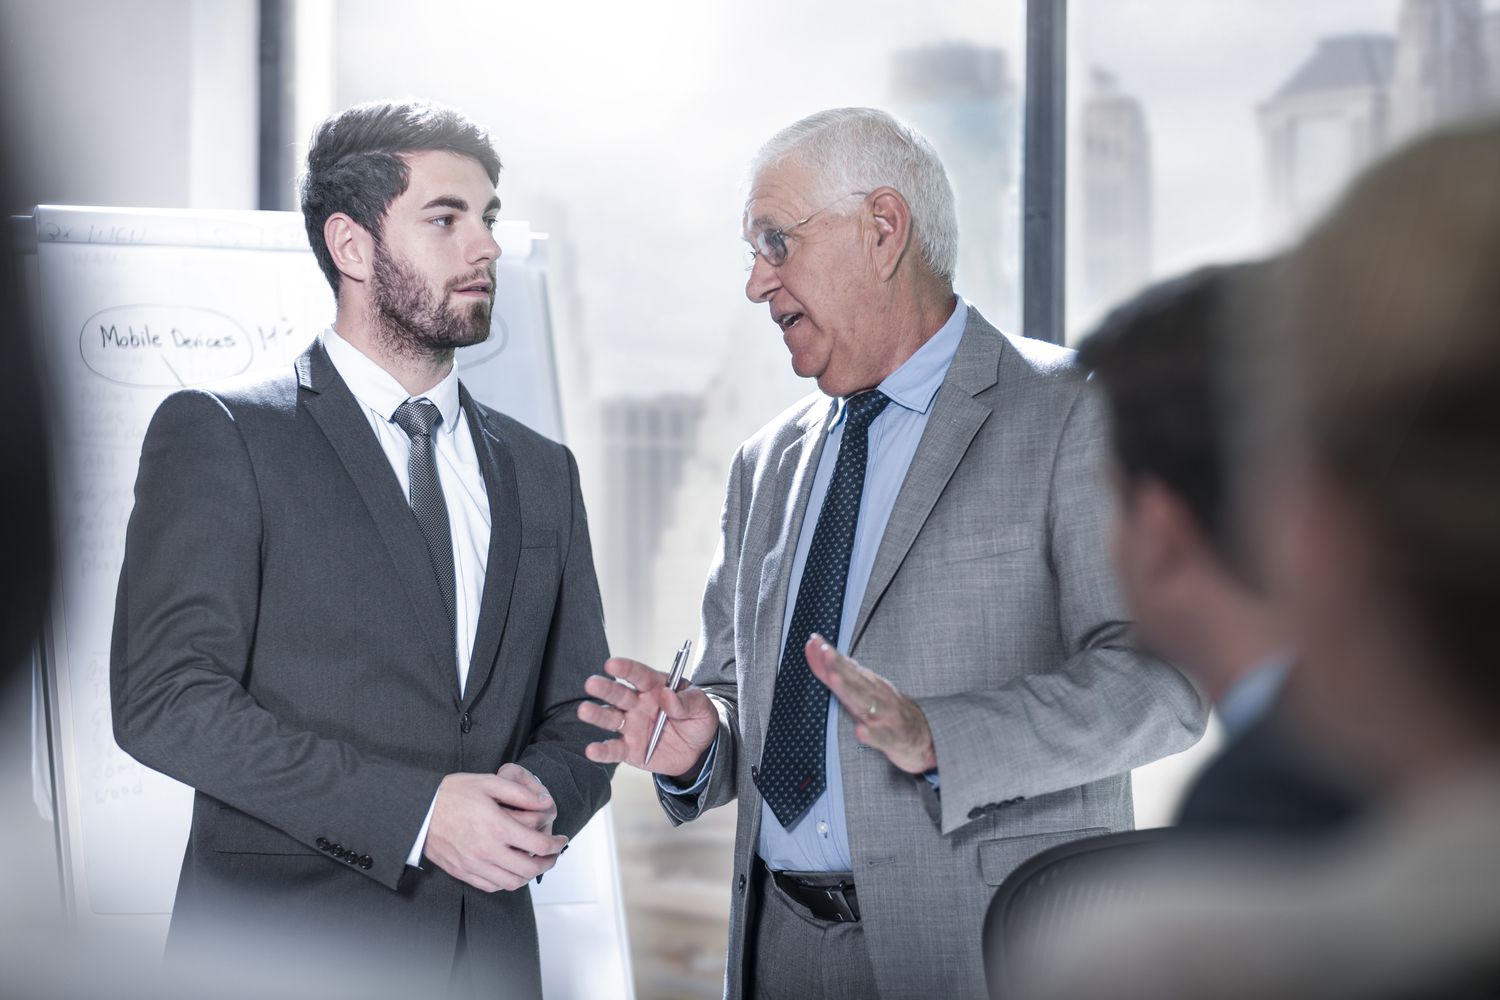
[775,311,804,332]
[453,281,492,297]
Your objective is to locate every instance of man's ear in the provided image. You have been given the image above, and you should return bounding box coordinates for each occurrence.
[1132,477,1206,588]
[324,212,374,286]
[866,187,913,281]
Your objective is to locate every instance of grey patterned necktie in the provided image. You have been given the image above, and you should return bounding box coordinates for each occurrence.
[392,399,456,656]
[755,389,892,829]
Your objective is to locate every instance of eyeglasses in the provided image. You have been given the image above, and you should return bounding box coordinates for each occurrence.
[746,191,867,269]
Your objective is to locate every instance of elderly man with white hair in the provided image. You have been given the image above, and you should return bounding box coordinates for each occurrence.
[581,107,1206,999]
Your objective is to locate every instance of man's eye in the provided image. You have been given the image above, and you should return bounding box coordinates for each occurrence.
[431,215,453,227]
[484,217,498,230]
[762,231,787,258]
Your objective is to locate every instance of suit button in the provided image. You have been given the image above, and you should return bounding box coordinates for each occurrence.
[316,838,329,850]
[750,766,758,781]
[736,873,746,894]
[331,843,344,855]
[359,856,372,870]
[460,712,472,734]
[968,807,984,820]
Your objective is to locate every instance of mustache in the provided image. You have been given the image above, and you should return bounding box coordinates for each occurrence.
[447,267,497,293]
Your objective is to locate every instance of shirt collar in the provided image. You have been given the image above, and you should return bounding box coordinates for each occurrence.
[1217,654,1293,737]
[835,296,967,425]
[322,327,463,435]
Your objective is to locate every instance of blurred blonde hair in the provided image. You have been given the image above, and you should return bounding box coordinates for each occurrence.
[1268,116,1500,709]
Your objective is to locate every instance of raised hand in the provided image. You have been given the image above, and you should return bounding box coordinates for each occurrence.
[805,634,938,774]
[578,657,720,780]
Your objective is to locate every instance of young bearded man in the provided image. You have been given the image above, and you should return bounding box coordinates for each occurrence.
[111,100,612,997]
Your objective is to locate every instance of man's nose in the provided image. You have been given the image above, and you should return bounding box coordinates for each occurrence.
[745,254,779,303]
[469,224,501,265]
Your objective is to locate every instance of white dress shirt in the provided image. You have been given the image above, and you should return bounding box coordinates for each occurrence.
[321,327,491,865]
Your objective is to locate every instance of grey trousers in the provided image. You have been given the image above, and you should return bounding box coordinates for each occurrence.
[750,866,878,1000]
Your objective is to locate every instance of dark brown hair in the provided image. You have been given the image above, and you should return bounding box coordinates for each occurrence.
[300,100,501,292]
[1077,263,1264,573]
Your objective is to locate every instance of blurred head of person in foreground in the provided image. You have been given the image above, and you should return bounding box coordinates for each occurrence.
[1079,262,1364,833]
[1017,118,1500,1000]
[1080,264,1277,706]
[1244,116,1500,794]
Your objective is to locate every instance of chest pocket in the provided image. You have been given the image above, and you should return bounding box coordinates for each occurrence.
[935,523,1034,565]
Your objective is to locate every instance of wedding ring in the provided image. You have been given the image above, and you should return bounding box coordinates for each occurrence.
[615,714,627,733]
[868,702,878,718]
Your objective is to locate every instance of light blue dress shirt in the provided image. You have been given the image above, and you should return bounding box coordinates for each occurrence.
[661,297,968,873]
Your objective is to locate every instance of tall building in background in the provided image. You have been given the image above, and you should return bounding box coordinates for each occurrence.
[1262,0,1500,239]
[890,42,1020,332]
[1390,0,1489,145]
[1482,7,1500,103]
[1080,68,1152,318]
[1259,34,1395,238]
[595,394,704,658]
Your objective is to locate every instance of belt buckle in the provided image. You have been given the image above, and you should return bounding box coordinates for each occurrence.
[779,872,859,923]
[818,883,858,923]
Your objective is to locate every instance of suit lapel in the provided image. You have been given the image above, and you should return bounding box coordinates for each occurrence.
[848,313,1006,652]
[297,342,459,698]
[752,399,836,740]
[457,385,521,710]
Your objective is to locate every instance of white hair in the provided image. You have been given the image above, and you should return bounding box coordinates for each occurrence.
[749,107,958,284]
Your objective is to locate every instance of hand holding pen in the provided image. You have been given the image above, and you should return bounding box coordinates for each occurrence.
[578,641,720,780]
[645,640,692,766]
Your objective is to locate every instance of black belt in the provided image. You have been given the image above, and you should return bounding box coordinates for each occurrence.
[768,865,861,923]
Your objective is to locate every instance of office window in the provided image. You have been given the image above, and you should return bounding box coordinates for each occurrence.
[1066,0,1500,343]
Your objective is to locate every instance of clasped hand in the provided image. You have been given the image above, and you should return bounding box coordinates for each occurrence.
[424,762,566,892]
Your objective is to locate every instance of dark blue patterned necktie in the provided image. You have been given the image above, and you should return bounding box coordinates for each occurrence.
[755,389,892,829]
[392,399,456,655]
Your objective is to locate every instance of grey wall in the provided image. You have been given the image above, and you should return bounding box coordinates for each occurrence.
[0,0,256,214]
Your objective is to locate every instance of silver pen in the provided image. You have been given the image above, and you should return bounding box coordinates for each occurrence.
[644,639,693,767]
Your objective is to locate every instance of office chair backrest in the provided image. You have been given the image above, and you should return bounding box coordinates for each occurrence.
[983,828,1171,998]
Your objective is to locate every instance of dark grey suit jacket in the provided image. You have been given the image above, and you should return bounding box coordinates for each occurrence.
[111,340,612,995]
[1177,706,1363,833]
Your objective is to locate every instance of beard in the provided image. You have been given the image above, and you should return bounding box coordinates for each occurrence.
[370,241,494,360]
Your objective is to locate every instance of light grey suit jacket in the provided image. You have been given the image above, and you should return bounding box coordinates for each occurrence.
[659,309,1208,999]
[111,341,613,996]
